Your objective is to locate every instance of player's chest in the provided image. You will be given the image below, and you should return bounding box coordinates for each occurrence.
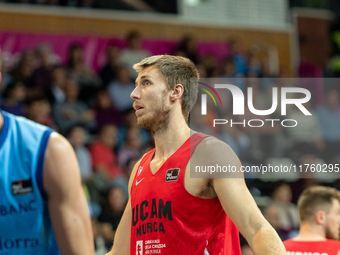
[132,165,182,198]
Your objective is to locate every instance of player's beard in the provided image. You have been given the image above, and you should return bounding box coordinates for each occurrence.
[325,225,339,240]
[137,93,171,135]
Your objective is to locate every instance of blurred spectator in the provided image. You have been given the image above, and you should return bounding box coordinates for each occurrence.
[32,44,55,91]
[107,65,134,112]
[289,155,320,203]
[298,62,324,106]
[53,77,95,134]
[196,63,207,78]
[222,57,236,78]
[297,154,329,180]
[9,50,35,89]
[118,127,142,167]
[66,43,100,102]
[262,76,294,119]
[0,81,26,116]
[286,96,325,161]
[45,65,67,105]
[117,109,150,149]
[247,51,262,77]
[119,157,138,199]
[100,44,120,87]
[67,125,93,181]
[89,124,122,180]
[92,218,108,255]
[238,78,281,160]
[189,104,217,136]
[208,67,220,78]
[271,182,300,239]
[217,117,251,159]
[98,185,127,250]
[24,94,54,127]
[262,203,287,240]
[0,50,12,90]
[176,35,199,64]
[221,57,246,90]
[200,55,218,78]
[316,89,340,162]
[119,31,151,79]
[261,56,276,78]
[260,57,277,90]
[93,89,124,130]
[228,39,248,76]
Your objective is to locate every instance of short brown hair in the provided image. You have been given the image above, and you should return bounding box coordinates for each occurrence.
[133,55,199,121]
[298,186,340,222]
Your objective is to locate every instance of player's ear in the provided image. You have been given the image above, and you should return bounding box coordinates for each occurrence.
[315,210,326,225]
[170,84,184,102]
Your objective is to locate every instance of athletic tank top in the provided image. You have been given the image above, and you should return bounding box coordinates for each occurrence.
[283,239,340,255]
[0,111,59,254]
[130,132,241,255]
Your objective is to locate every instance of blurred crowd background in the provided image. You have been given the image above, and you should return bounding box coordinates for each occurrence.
[1,0,340,254]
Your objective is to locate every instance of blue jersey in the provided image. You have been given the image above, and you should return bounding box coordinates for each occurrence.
[0,111,59,255]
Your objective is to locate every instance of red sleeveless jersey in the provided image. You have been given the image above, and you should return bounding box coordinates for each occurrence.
[283,239,340,255]
[130,132,241,255]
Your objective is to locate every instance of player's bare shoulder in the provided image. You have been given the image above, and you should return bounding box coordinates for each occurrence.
[184,136,236,199]
[187,134,243,185]
[46,132,73,153]
[191,135,241,166]
[43,132,81,194]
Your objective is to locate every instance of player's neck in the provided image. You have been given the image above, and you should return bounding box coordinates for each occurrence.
[153,115,190,161]
[294,223,327,241]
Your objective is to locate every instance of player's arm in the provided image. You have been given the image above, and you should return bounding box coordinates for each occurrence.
[43,132,94,255]
[196,138,286,255]
[106,158,142,255]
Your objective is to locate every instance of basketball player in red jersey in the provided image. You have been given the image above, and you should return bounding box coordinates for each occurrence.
[284,186,340,255]
[106,55,285,255]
